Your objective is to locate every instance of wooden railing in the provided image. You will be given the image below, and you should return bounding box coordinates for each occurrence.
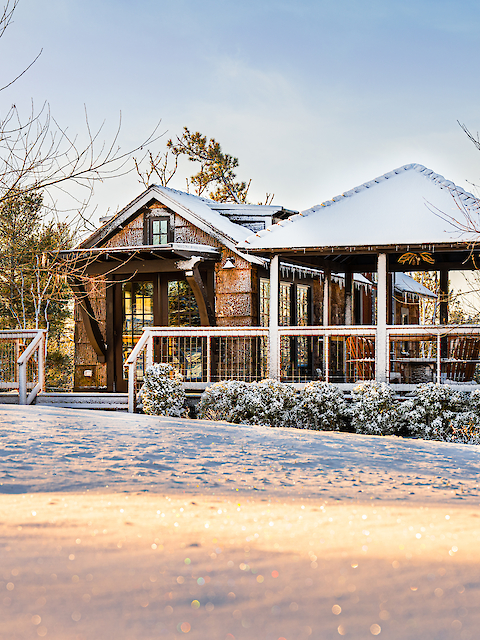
[0,329,47,404]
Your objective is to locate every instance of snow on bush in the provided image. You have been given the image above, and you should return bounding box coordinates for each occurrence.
[197,377,480,444]
[292,381,348,431]
[350,381,399,436]
[196,380,250,422]
[197,378,297,427]
[444,411,480,444]
[399,382,471,441]
[142,363,187,417]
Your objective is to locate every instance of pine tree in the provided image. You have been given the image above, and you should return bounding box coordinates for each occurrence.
[0,189,75,388]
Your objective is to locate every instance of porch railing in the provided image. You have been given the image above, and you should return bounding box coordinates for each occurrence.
[0,329,47,404]
[126,327,269,413]
[126,324,480,412]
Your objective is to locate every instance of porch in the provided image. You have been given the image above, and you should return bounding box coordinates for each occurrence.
[125,323,480,413]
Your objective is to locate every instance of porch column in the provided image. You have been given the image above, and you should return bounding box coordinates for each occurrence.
[439,269,449,362]
[439,269,449,325]
[323,268,331,326]
[323,268,331,381]
[375,253,389,383]
[345,271,353,325]
[268,254,280,380]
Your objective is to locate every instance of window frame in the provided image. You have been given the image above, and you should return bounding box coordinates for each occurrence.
[147,215,171,245]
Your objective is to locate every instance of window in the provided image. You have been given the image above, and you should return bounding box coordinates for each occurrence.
[168,280,200,327]
[279,283,292,326]
[296,284,310,326]
[259,279,270,327]
[150,216,170,245]
[122,281,154,380]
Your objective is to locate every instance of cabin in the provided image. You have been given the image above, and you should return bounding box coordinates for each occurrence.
[63,180,436,394]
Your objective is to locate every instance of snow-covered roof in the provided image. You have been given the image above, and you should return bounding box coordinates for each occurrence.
[394,273,437,299]
[239,164,480,252]
[151,186,254,244]
[82,185,283,264]
[331,272,436,298]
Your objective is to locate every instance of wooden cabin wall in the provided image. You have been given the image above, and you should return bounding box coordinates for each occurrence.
[103,212,144,247]
[73,201,258,390]
[74,277,107,390]
[215,253,257,326]
[393,293,420,325]
[173,208,257,326]
[95,202,258,326]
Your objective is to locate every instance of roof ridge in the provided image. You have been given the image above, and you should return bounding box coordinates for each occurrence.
[241,163,479,246]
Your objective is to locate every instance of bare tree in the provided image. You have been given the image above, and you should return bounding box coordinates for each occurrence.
[0,1,159,212]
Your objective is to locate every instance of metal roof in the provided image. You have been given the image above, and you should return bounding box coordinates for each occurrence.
[239,164,480,253]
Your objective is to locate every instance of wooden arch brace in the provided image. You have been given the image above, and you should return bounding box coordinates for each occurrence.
[176,256,216,326]
[70,279,107,363]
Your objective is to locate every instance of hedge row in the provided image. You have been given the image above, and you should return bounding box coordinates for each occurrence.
[142,364,480,445]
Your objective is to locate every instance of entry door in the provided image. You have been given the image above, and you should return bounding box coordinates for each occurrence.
[114,276,202,391]
[115,278,157,392]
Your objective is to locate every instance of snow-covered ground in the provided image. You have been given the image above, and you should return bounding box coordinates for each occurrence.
[1,405,480,640]
[1,405,479,502]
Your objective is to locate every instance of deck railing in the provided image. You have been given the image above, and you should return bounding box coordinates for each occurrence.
[126,327,269,412]
[126,325,480,412]
[0,329,47,404]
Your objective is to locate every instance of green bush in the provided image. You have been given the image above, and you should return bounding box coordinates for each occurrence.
[350,381,399,436]
[142,363,186,417]
[292,381,348,431]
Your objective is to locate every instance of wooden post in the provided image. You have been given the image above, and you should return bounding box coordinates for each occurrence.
[38,331,46,393]
[323,269,331,380]
[436,333,442,384]
[128,362,136,413]
[269,255,280,380]
[376,253,389,383]
[146,331,154,371]
[19,361,27,405]
[345,271,353,325]
[439,269,448,361]
[323,268,331,326]
[439,269,449,325]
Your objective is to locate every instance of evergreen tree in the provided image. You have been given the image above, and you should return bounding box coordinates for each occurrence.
[0,189,75,388]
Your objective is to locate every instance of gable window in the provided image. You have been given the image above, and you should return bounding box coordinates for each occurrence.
[150,216,170,245]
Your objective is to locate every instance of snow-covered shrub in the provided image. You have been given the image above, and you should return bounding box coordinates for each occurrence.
[468,388,480,415]
[197,378,297,427]
[445,411,480,444]
[350,381,399,435]
[399,383,470,440]
[142,363,186,417]
[292,381,348,431]
[246,378,297,428]
[196,380,250,422]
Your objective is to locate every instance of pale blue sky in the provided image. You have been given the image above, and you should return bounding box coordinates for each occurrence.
[3,0,480,219]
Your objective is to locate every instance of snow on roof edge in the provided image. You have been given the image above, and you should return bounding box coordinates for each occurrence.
[240,163,480,249]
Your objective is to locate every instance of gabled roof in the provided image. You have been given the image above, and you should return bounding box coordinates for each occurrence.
[239,164,480,252]
[81,185,280,264]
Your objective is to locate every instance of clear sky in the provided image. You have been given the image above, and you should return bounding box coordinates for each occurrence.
[2,0,480,221]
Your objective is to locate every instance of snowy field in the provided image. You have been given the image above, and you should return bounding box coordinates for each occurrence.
[1,405,480,640]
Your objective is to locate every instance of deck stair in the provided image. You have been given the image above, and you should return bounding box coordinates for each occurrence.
[0,391,202,412]
[0,392,129,410]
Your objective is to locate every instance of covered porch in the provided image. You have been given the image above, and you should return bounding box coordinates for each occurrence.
[126,164,480,411]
